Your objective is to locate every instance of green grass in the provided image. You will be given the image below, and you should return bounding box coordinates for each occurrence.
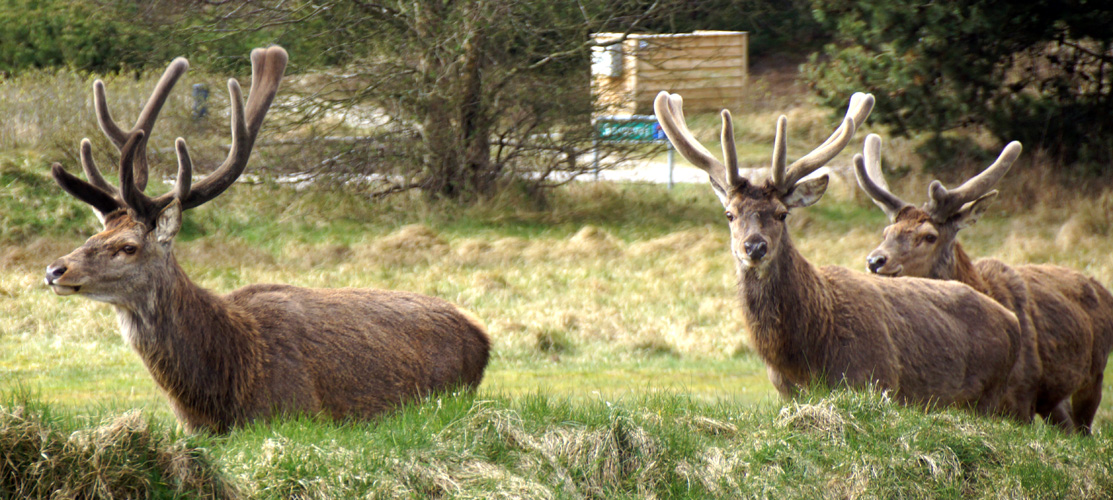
[5,388,1112,499]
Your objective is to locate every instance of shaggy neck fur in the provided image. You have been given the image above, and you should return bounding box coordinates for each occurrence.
[738,237,833,384]
[114,252,262,431]
[931,240,990,296]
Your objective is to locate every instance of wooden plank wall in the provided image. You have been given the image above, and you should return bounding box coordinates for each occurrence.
[592,31,747,116]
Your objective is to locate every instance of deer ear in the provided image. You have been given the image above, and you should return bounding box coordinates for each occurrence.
[707,176,731,207]
[783,172,829,209]
[92,208,110,228]
[952,190,997,229]
[155,199,182,245]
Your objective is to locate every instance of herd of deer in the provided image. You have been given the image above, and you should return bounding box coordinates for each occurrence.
[35,46,1113,435]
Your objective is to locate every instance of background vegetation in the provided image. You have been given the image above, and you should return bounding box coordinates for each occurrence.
[805,0,1113,170]
[6,1,1110,194]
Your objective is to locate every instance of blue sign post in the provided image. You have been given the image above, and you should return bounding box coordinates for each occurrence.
[593,114,676,188]
[192,84,209,120]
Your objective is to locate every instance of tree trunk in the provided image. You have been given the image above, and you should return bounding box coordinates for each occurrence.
[415,0,461,199]
[458,19,493,198]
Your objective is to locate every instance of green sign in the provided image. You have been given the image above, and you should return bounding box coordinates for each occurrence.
[595,120,664,142]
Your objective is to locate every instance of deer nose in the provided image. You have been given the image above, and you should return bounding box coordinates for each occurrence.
[743,240,767,260]
[867,254,887,273]
[45,262,67,283]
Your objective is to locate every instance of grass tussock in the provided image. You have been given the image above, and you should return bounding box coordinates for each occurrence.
[96,389,1104,499]
[0,399,235,499]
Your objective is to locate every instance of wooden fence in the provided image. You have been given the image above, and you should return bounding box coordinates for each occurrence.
[592,30,748,115]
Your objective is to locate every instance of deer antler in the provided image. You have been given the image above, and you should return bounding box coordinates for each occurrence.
[53,46,287,224]
[94,58,189,192]
[772,93,875,194]
[181,46,286,209]
[854,134,910,220]
[924,141,1022,222]
[653,91,744,196]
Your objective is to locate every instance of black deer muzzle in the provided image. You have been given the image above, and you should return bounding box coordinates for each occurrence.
[743,237,768,261]
[867,253,887,274]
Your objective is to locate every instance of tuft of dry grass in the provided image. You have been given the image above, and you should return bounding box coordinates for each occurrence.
[775,401,854,441]
[0,403,235,499]
[358,224,451,266]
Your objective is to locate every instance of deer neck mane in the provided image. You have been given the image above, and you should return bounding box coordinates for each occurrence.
[932,241,990,296]
[737,239,833,378]
[114,252,262,428]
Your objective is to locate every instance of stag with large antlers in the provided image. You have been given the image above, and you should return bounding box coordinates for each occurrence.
[855,135,1113,433]
[654,91,1028,419]
[44,47,490,433]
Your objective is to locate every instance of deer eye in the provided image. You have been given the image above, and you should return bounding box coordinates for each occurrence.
[121,245,138,255]
[922,234,937,244]
[775,212,788,222]
[725,211,735,222]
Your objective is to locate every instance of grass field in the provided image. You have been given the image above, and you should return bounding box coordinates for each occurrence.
[3,153,1113,497]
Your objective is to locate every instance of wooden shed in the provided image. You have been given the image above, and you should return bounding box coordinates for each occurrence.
[591,30,748,116]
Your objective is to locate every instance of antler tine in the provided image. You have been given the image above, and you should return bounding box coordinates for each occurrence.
[245,47,287,137]
[926,141,1022,221]
[148,137,194,209]
[94,58,190,192]
[854,134,909,220]
[79,138,117,196]
[777,93,875,193]
[51,162,123,217]
[823,93,874,149]
[181,46,287,210]
[171,138,193,201]
[117,131,160,221]
[770,115,788,188]
[654,91,734,193]
[720,109,743,187]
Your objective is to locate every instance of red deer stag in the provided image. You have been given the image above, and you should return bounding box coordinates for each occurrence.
[654,91,1028,419]
[43,47,490,433]
[855,134,1113,433]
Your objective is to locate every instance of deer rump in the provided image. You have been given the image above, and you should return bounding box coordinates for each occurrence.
[1007,265,1113,419]
[150,285,490,433]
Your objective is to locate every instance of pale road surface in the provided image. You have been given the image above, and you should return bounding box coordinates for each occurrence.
[585,160,857,189]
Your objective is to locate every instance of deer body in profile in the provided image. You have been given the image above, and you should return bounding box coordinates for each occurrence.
[654,91,1027,418]
[855,135,1113,433]
[44,47,490,433]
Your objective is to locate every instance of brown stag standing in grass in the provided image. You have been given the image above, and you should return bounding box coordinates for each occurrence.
[43,47,490,433]
[855,134,1113,433]
[654,90,1029,420]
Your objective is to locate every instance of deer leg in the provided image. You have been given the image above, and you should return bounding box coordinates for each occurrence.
[1070,372,1104,436]
[766,365,798,399]
[1002,391,1036,424]
[1042,401,1076,433]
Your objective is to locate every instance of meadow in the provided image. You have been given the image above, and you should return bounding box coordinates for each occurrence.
[2,67,1113,497]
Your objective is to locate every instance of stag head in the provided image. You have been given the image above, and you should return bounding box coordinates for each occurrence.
[45,47,287,304]
[654,91,874,271]
[854,134,1022,277]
